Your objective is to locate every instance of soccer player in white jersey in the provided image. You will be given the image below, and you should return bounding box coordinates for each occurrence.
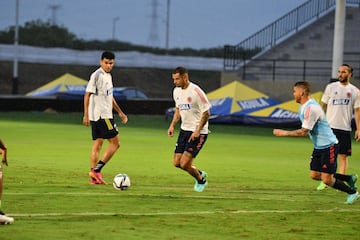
[273,81,359,204]
[83,51,128,185]
[0,139,14,224]
[167,66,211,192]
[317,64,360,190]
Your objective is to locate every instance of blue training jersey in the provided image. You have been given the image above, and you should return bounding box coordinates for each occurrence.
[299,99,338,149]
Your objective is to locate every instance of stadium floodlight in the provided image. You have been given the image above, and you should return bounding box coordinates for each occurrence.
[12,0,19,94]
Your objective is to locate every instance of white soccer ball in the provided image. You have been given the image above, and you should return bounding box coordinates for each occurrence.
[113,173,131,190]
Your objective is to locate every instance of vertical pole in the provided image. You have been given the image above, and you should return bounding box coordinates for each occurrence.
[303,60,307,80]
[331,0,346,78]
[272,60,276,82]
[112,17,119,40]
[242,57,246,80]
[12,0,19,94]
[165,0,170,52]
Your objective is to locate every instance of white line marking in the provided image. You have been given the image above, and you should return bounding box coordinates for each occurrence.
[5,191,311,202]
[10,208,360,217]
[7,192,359,217]
[6,190,344,203]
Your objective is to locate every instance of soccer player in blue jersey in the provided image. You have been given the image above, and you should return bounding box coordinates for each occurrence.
[273,81,359,204]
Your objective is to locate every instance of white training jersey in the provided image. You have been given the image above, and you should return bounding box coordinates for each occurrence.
[173,82,211,134]
[86,67,114,121]
[321,81,360,131]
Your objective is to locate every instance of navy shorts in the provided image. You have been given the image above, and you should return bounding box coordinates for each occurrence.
[174,129,208,158]
[90,118,118,140]
[310,144,338,174]
[332,128,351,156]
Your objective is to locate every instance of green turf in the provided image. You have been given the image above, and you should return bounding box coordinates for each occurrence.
[0,112,359,239]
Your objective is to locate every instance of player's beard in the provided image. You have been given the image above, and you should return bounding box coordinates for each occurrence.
[339,78,348,83]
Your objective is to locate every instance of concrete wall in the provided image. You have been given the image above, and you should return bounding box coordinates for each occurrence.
[221,71,327,101]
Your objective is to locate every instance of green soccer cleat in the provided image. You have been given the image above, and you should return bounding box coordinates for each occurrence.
[194,180,208,192]
[200,171,207,179]
[345,192,360,204]
[316,181,327,191]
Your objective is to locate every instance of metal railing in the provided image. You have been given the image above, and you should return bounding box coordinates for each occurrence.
[224,0,360,71]
[237,58,360,82]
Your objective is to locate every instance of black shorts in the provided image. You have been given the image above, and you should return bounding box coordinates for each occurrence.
[90,118,118,140]
[332,128,351,156]
[174,129,208,158]
[310,144,338,174]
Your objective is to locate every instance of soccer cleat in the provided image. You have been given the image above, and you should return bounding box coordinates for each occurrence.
[348,174,358,191]
[194,180,208,192]
[316,181,328,191]
[89,178,101,185]
[200,170,207,179]
[345,192,360,204]
[0,211,14,225]
[89,170,106,185]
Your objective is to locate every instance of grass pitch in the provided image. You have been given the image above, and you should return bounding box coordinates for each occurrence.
[0,112,359,239]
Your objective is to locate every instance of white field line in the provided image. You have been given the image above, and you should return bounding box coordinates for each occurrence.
[10,208,360,217]
[8,191,359,217]
[7,190,351,203]
[6,191,311,202]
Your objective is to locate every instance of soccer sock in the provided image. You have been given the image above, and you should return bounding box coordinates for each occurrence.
[197,170,206,184]
[94,160,106,172]
[197,178,206,184]
[332,178,356,194]
[333,173,351,182]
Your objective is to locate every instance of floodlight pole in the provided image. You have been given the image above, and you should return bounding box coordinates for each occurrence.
[165,0,170,53]
[12,0,19,94]
[112,16,120,40]
[331,0,346,78]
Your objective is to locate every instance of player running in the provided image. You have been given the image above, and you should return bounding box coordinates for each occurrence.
[273,81,359,204]
[167,66,211,192]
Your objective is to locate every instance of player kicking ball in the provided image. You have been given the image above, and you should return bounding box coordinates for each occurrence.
[83,51,128,185]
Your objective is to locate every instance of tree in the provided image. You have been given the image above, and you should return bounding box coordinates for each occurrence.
[0,19,262,59]
[0,20,78,48]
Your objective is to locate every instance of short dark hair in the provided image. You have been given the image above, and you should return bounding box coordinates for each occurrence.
[341,63,353,76]
[294,81,311,95]
[101,51,115,60]
[173,66,188,75]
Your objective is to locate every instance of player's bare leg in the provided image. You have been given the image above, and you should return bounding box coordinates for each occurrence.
[0,167,2,203]
[101,135,120,164]
[89,138,106,184]
[91,136,120,185]
[338,154,348,174]
[0,166,14,224]
[312,170,359,203]
[90,138,103,169]
[180,152,207,192]
[177,152,202,181]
